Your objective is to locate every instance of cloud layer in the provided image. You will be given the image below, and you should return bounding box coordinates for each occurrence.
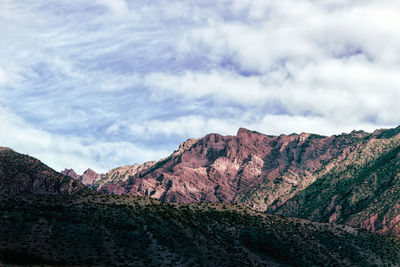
[0,0,399,172]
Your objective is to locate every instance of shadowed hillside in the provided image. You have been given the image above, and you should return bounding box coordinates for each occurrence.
[0,147,88,195]
[2,194,400,266]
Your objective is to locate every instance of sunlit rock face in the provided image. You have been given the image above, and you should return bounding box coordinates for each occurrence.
[98,128,357,208]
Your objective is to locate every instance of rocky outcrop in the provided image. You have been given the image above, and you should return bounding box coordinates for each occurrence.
[61,168,100,186]
[81,168,99,185]
[61,168,80,180]
[99,128,361,208]
[63,162,158,189]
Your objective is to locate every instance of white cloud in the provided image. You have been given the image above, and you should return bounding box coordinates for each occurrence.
[254,114,390,136]
[144,55,400,126]
[145,70,281,106]
[0,68,7,86]
[130,115,240,139]
[0,106,169,174]
[172,0,400,127]
[280,56,400,123]
[95,0,129,16]
[1,0,400,171]
[127,113,393,145]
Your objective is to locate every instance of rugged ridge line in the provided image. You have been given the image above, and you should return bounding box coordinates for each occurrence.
[3,146,400,265]
[62,126,400,237]
[98,128,362,204]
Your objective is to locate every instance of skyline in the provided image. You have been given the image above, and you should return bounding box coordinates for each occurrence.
[1,0,400,173]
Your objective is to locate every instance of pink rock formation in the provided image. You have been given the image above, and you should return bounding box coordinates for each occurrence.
[61,168,80,180]
[81,168,99,185]
[62,168,100,186]
[99,128,355,208]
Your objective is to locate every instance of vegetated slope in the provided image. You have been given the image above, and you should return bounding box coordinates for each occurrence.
[2,146,400,266]
[0,147,87,195]
[275,127,400,237]
[98,128,363,208]
[1,193,400,266]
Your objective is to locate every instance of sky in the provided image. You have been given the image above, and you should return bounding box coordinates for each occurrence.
[1,0,400,173]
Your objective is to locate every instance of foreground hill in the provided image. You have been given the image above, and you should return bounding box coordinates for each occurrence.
[2,194,400,266]
[2,147,400,266]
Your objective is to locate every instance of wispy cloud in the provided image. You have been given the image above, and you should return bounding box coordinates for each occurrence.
[0,0,399,172]
[0,106,169,173]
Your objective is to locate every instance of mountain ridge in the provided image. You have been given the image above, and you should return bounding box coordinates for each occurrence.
[3,145,400,265]
[61,126,400,238]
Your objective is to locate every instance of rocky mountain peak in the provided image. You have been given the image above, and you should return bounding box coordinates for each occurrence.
[83,168,97,176]
[171,138,199,157]
[62,168,80,179]
[236,127,257,137]
[179,138,198,150]
[61,168,100,186]
[81,168,99,185]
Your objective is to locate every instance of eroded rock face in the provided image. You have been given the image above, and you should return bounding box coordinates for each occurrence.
[61,169,80,180]
[62,168,100,186]
[81,168,98,185]
[98,128,359,209]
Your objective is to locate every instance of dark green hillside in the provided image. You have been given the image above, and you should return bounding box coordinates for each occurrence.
[1,193,400,266]
[276,132,400,236]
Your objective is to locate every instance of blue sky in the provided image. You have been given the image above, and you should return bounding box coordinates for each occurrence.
[1,0,400,173]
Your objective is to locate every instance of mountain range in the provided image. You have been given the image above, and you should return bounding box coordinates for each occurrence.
[63,126,400,238]
[2,126,400,265]
[1,146,400,266]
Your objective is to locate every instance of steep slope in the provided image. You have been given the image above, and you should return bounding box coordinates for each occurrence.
[0,147,87,195]
[99,128,363,208]
[1,193,400,266]
[275,127,400,236]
